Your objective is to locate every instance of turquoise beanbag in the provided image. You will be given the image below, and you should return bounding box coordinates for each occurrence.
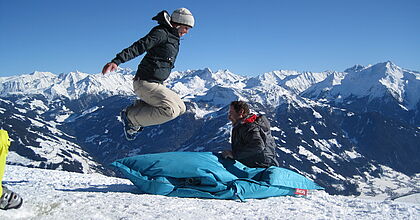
[111,152,323,200]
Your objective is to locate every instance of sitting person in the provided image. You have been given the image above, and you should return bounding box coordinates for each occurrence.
[0,129,23,210]
[222,101,279,168]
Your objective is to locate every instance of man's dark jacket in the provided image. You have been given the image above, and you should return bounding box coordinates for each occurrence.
[231,114,280,168]
[111,11,180,83]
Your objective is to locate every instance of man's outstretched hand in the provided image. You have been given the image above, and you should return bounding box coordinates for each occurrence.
[102,62,118,74]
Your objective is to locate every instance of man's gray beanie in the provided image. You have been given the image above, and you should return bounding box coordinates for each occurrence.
[171,8,195,28]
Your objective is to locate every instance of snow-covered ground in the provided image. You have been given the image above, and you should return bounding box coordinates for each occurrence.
[1,165,419,220]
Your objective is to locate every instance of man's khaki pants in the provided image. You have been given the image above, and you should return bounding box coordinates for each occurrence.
[126,80,186,127]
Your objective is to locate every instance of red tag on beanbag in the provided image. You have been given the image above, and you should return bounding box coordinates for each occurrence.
[294,188,308,196]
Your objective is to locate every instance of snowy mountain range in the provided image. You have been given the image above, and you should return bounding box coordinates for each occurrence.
[0,61,419,199]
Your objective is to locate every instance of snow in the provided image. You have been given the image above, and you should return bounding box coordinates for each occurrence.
[35,139,65,164]
[310,126,318,135]
[357,165,420,201]
[16,108,27,113]
[55,113,71,123]
[300,61,420,110]
[394,194,420,204]
[1,62,419,218]
[0,69,134,100]
[312,109,322,119]
[2,62,417,113]
[188,103,220,119]
[312,139,332,152]
[278,147,293,154]
[343,149,362,159]
[81,106,103,115]
[4,152,34,166]
[294,126,303,135]
[297,146,322,163]
[258,70,330,94]
[27,118,44,127]
[167,69,246,100]
[29,99,48,109]
[312,166,324,174]
[1,165,419,220]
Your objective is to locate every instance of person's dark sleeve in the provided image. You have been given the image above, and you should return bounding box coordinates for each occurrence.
[233,126,265,160]
[111,28,166,65]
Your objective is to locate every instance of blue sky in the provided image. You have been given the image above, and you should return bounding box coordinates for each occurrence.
[1,0,419,77]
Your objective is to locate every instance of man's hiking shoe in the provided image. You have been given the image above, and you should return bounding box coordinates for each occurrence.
[120,109,143,141]
[0,187,23,210]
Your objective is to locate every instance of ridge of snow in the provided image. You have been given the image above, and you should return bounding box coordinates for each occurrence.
[303,61,420,109]
[1,165,418,219]
[167,69,247,104]
[256,70,332,94]
[0,68,135,99]
[1,61,418,109]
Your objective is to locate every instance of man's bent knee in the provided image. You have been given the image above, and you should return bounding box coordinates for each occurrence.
[179,102,186,115]
[161,106,180,119]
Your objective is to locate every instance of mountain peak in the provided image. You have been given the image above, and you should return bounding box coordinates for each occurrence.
[305,61,419,109]
[115,67,134,75]
[384,60,396,67]
[368,61,403,79]
[344,64,366,73]
[373,60,397,69]
[30,71,56,78]
[344,61,402,78]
